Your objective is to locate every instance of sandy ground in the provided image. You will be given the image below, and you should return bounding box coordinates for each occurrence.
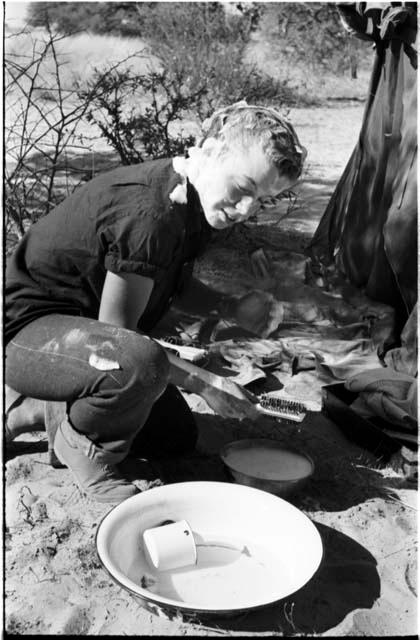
[4,104,418,636]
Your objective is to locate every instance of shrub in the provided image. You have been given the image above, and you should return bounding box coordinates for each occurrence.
[27,2,145,37]
[257,2,370,78]
[79,65,205,163]
[27,2,291,113]
[4,27,128,246]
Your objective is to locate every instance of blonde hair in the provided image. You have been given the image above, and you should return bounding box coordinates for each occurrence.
[198,101,306,180]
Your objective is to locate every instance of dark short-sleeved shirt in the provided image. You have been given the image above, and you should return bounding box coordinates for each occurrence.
[5,158,212,344]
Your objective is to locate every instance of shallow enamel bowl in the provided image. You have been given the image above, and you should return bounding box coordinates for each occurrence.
[96,481,323,616]
[220,439,315,497]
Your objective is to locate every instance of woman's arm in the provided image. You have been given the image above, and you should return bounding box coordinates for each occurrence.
[99,270,154,329]
[98,270,260,420]
[166,349,260,420]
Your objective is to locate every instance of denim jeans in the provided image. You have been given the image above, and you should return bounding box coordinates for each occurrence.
[6,314,198,456]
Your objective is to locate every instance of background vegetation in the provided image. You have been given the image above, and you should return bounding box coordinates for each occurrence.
[27,2,367,78]
[5,2,372,251]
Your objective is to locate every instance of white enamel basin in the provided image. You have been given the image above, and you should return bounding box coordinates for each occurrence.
[96,481,323,615]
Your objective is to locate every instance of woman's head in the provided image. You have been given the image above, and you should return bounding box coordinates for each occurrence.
[186,102,306,229]
[199,101,306,183]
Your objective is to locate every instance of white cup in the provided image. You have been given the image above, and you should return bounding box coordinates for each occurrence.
[142,519,197,572]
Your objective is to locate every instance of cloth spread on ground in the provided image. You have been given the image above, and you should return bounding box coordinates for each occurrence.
[154,222,416,450]
[154,275,397,415]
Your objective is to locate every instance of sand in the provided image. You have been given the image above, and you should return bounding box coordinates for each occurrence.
[4,104,417,636]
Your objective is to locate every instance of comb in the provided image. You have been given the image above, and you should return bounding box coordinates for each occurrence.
[155,337,208,364]
[256,394,307,422]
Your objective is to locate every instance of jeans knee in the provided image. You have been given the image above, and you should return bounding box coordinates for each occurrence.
[128,336,170,401]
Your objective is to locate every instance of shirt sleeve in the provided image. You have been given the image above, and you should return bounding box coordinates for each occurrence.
[102,211,181,280]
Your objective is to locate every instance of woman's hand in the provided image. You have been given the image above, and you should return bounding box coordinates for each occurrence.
[195,375,260,421]
[165,349,260,421]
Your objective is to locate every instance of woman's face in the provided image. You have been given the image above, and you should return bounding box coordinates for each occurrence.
[193,145,296,230]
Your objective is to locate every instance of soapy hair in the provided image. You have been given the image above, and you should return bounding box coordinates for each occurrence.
[198,101,306,181]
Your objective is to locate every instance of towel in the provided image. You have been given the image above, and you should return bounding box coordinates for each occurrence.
[345,367,418,429]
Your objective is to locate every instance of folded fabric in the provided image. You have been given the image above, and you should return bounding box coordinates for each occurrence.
[345,367,418,428]
[305,339,381,381]
[384,304,417,377]
[315,352,383,382]
[281,337,376,359]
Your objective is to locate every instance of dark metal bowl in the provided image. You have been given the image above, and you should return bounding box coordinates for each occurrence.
[220,438,315,497]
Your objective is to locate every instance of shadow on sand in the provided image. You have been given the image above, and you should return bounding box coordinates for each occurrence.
[194,522,380,634]
[5,435,48,461]
[142,522,380,635]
